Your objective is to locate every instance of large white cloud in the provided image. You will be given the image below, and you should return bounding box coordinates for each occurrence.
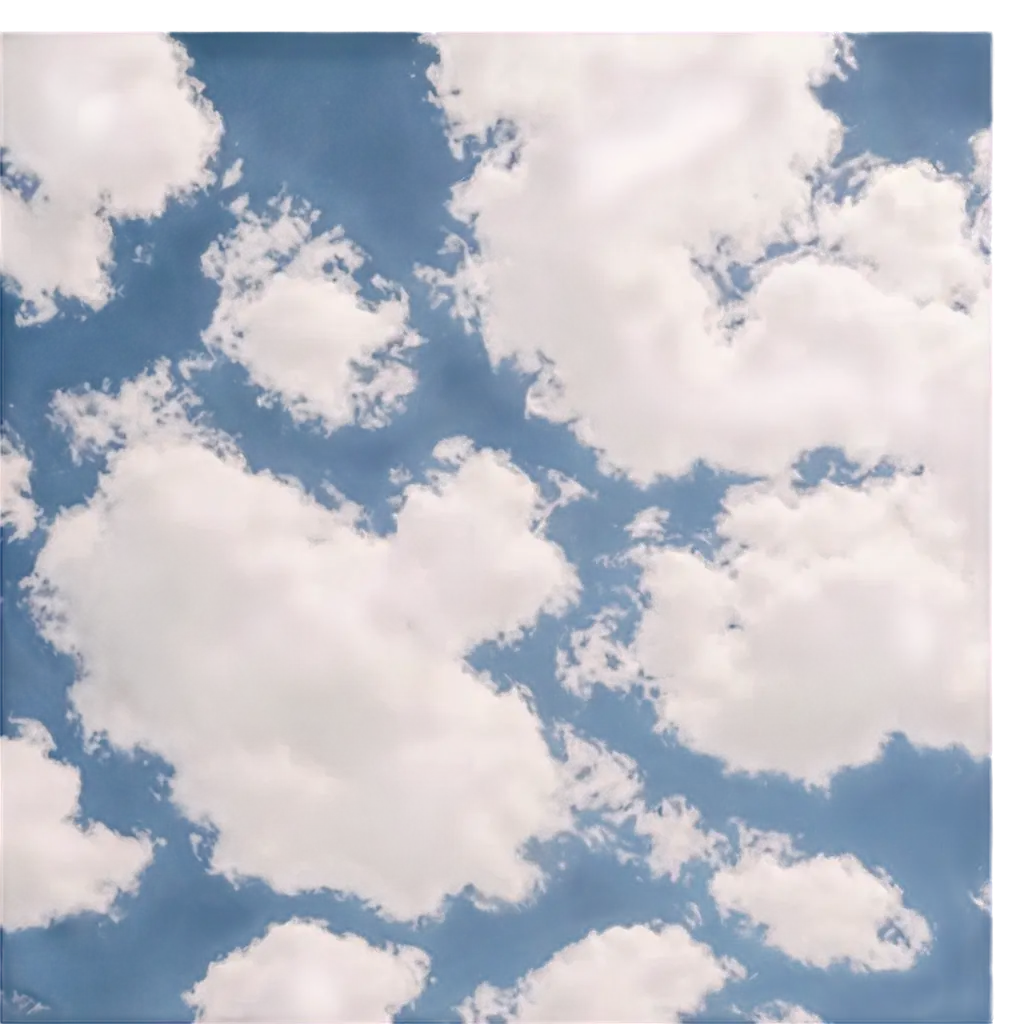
[25,366,655,922]
[423,35,988,489]
[183,919,429,1023]
[200,195,421,431]
[0,34,222,325]
[0,719,153,931]
[458,923,742,1023]
[710,829,931,972]
[561,471,988,786]
[1,434,40,540]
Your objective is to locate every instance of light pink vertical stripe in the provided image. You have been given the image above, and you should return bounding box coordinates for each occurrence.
[999,128,1024,622]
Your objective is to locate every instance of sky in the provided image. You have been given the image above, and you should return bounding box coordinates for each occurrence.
[0,31,993,1024]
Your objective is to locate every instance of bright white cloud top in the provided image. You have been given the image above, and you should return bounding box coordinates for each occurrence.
[184,919,430,1023]
[0,720,153,931]
[0,34,222,325]
[458,923,743,1024]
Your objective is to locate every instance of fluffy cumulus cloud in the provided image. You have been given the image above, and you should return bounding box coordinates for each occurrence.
[423,34,987,487]
[183,919,429,1023]
[1,434,40,540]
[458,923,743,1023]
[0,34,222,324]
[571,471,988,786]
[200,195,421,431]
[710,829,931,972]
[0,719,153,931]
[25,365,641,922]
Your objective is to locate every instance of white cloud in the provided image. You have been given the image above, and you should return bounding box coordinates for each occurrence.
[418,39,989,645]
[0,34,222,325]
[625,506,669,541]
[633,796,726,881]
[458,923,742,1023]
[556,726,643,816]
[1,434,40,540]
[183,919,429,1023]
[560,469,988,786]
[0,719,153,931]
[971,880,992,914]
[557,606,641,700]
[200,195,421,431]
[28,367,598,922]
[420,35,888,485]
[751,1000,824,1023]
[816,158,988,308]
[221,158,245,190]
[710,829,931,972]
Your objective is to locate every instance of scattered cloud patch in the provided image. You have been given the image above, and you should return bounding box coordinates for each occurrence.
[184,919,429,1023]
[0,34,222,324]
[0,719,153,931]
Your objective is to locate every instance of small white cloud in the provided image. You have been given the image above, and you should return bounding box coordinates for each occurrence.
[458,923,743,1023]
[0,34,222,325]
[220,157,244,190]
[751,999,825,1023]
[1,434,40,540]
[184,919,429,1022]
[710,828,932,972]
[634,796,727,881]
[0,719,153,931]
[200,195,421,432]
[970,879,992,914]
[625,506,669,541]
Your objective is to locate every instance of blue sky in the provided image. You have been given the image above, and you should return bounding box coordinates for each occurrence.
[0,22,999,1024]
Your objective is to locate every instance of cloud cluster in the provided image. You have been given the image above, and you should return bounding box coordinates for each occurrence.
[201,195,421,431]
[458,923,743,1023]
[0,720,153,931]
[1,34,222,324]
[184,919,429,1023]
[439,32,996,784]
